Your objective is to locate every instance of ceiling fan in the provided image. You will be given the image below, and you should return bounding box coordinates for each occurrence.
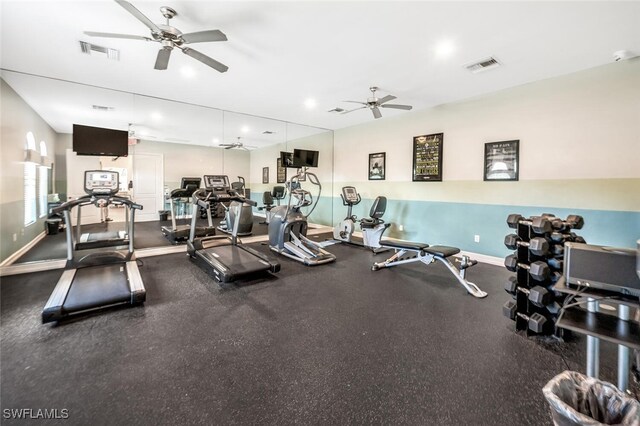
[219,137,255,151]
[341,86,413,119]
[84,0,229,72]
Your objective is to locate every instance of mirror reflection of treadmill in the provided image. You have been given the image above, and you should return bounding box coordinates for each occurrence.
[161,177,215,244]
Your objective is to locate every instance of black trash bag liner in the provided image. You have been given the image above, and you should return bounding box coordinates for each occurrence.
[543,371,640,426]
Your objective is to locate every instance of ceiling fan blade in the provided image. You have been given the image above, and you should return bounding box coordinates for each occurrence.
[181,30,228,44]
[377,95,397,105]
[225,146,235,150]
[380,104,413,110]
[372,106,382,119]
[340,106,367,114]
[342,100,367,105]
[114,0,161,33]
[84,31,151,41]
[154,48,172,70]
[181,47,228,73]
[219,143,234,147]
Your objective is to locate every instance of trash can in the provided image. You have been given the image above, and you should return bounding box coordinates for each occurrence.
[158,210,170,221]
[45,218,62,235]
[543,371,640,426]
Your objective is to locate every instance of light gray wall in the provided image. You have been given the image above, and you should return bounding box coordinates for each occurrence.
[1,78,58,262]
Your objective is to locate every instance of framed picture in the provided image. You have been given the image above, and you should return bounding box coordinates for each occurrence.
[296,168,306,181]
[484,140,519,181]
[368,152,386,180]
[262,167,269,184]
[412,133,443,181]
[276,158,286,183]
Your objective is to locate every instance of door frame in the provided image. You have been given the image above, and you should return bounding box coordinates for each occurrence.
[131,152,164,222]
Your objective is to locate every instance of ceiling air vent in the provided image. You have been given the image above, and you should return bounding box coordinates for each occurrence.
[80,41,120,61]
[328,107,345,113]
[465,56,501,74]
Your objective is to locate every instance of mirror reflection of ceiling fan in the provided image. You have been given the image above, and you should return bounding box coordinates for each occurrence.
[341,86,413,119]
[84,0,229,72]
[219,137,256,151]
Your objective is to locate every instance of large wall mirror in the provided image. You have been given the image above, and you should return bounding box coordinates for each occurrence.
[1,70,334,265]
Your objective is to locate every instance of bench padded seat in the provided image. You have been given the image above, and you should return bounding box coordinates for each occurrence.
[423,245,460,258]
[380,239,429,251]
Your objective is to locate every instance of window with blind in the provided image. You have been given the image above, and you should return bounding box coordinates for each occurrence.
[38,141,48,218]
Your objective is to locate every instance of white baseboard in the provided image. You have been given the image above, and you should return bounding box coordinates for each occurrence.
[0,231,47,267]
[458,250,503,267]
[0,259,66,277]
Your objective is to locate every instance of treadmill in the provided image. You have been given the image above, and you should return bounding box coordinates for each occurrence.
[187,175,280,283]
[42,170,146,324]
[74,202,129,250]
[161,177,216,244]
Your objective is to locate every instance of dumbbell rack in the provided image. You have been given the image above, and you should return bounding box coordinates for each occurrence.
[503,214,586,337]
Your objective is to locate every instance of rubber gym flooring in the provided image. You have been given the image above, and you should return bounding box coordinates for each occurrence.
[1,239,636,425]
[14,215,270,263]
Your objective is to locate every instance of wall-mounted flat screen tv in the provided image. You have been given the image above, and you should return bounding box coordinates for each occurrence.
[73,124,128,157]
[292,149,319,168]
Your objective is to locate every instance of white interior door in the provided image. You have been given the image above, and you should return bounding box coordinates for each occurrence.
[131,153,163,222]
[65,149,101,226]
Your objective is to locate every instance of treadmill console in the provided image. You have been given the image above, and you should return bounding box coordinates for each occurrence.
[342,186,360,204]
[84,170,119,195]
[203,175,230,193]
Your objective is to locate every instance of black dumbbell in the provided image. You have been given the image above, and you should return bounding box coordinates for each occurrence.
[551,215,585,232]
[504,276,518,295]
[504,255,549,281]
[503,300,517,320]
[502,300,548,333]
[548,257,563,271]
[504,234,549,256]
[528,285,553,307]
[506,214,552,234]
[551,244,564,256]
[550,232,586,244]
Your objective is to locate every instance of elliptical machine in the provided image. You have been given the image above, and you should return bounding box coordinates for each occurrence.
[217,176,253,236]
[332,186,390,252]
[268,169,335,266]
[258,185,286,225]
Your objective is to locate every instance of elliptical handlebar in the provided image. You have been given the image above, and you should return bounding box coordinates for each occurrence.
[284,168,322,220]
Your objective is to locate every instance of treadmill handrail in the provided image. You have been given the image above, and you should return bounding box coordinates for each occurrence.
[193,188,257,207]
[53,195,142,214]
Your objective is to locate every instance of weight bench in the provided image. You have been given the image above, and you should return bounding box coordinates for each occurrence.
[372,240,488,298]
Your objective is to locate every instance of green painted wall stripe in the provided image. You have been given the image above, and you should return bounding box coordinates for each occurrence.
[334,179,640,212]
[333,196,640,258]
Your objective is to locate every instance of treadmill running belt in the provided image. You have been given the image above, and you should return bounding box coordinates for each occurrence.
[63,264,131,312]
[201,245,272,275]
[86,231,122,242]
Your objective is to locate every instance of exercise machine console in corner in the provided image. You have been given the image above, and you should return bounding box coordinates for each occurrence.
[42,170,146,323]
[187,175,280,283]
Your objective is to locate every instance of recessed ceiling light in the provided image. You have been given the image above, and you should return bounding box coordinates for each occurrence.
[304,98,317,109]
[241,126,250,133]
[151,112,162,122]
[212,138,219,144]
[180,66,196,78]
[435,39,456,58]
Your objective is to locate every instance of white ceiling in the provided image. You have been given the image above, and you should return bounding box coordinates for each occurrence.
[2,0,639,137]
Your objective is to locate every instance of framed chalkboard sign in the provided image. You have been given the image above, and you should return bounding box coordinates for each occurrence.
[412,133,443,182]
[276,158,286,183]
[484,140,519,181]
